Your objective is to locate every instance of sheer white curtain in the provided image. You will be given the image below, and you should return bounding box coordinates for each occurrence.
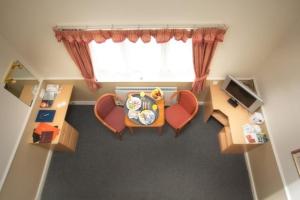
[89,38,194,82]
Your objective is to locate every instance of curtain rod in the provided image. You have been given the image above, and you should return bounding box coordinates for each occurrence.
[54,24,228,31]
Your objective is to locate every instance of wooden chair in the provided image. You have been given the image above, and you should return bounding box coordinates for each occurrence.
[165,90,199,137]
[94,93,126,140]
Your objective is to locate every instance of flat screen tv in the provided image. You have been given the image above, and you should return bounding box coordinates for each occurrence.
[221,75,263,113]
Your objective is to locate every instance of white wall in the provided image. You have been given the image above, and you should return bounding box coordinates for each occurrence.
[0,35,34,190]
[254,19,300,199]
[0,0,300,198]
[0,0,299,79]
[10,67,36,79]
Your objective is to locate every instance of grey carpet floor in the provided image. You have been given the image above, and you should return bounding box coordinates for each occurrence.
[41,105,253,200]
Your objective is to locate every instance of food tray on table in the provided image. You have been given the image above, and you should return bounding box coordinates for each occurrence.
[125,94,159,125]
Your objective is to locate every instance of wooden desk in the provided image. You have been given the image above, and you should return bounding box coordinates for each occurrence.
[204,84,266,154]
[125,96,165,134]
[29,84,79,152]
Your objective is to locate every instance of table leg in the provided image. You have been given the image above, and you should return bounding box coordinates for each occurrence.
[158,126,163,136]
[128,127,134,134]
[118,134,123,140]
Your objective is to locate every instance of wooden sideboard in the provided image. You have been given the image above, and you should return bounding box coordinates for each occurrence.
[204,84,267,154]
[29,84,79,152]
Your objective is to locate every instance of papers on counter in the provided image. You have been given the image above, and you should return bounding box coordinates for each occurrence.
[40,84,60,108]
[243,123,268,144]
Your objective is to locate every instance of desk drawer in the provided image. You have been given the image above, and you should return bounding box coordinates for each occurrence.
[56,121,79,152]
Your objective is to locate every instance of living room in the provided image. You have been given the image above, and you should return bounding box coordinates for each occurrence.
[0,1,300,200]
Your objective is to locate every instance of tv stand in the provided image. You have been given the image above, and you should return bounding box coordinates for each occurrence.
[204,84,268,154]
[227,98,238,107]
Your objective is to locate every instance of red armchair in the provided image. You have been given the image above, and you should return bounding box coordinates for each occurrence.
[165,90,199,137]
[94,93,126,140]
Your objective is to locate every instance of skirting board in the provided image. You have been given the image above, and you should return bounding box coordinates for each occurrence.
[70,101,96,105]
[198,101,205,105]
[34,150,53,200]
[244,152,258,200]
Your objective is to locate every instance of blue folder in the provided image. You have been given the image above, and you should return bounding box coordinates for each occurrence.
[35,110,56,122]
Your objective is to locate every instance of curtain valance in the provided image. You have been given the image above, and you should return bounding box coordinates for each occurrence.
[54,28,226,44]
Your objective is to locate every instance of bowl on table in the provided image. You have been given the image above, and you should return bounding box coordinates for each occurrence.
[151,88,163,101]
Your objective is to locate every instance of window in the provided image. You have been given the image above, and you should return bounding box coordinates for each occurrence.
[89,38,194,82]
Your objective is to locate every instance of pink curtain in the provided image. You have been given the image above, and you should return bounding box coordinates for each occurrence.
[54,28,225,92]
[192,28,226,93]
[62,40,101,91]
[54,28,194,91]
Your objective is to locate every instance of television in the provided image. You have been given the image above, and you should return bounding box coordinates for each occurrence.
[221,75,263,113]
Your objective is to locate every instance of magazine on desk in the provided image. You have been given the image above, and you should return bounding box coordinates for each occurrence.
[243,123,268,144]
[40,84,60,108]
[32,123,60,143]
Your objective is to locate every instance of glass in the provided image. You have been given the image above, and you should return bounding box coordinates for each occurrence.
[3,60,39,106]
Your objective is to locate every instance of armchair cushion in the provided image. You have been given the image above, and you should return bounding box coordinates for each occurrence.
[179,91,198,115]
[96,95,115,119]
[165,104,191,129]
[165,90,199,135]
[104,106,126,133]
[94,93,126,136]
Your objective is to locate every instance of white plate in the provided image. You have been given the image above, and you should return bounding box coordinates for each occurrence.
[128,110,139,119]
[138,110,156,125]
[126,97,142,111]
